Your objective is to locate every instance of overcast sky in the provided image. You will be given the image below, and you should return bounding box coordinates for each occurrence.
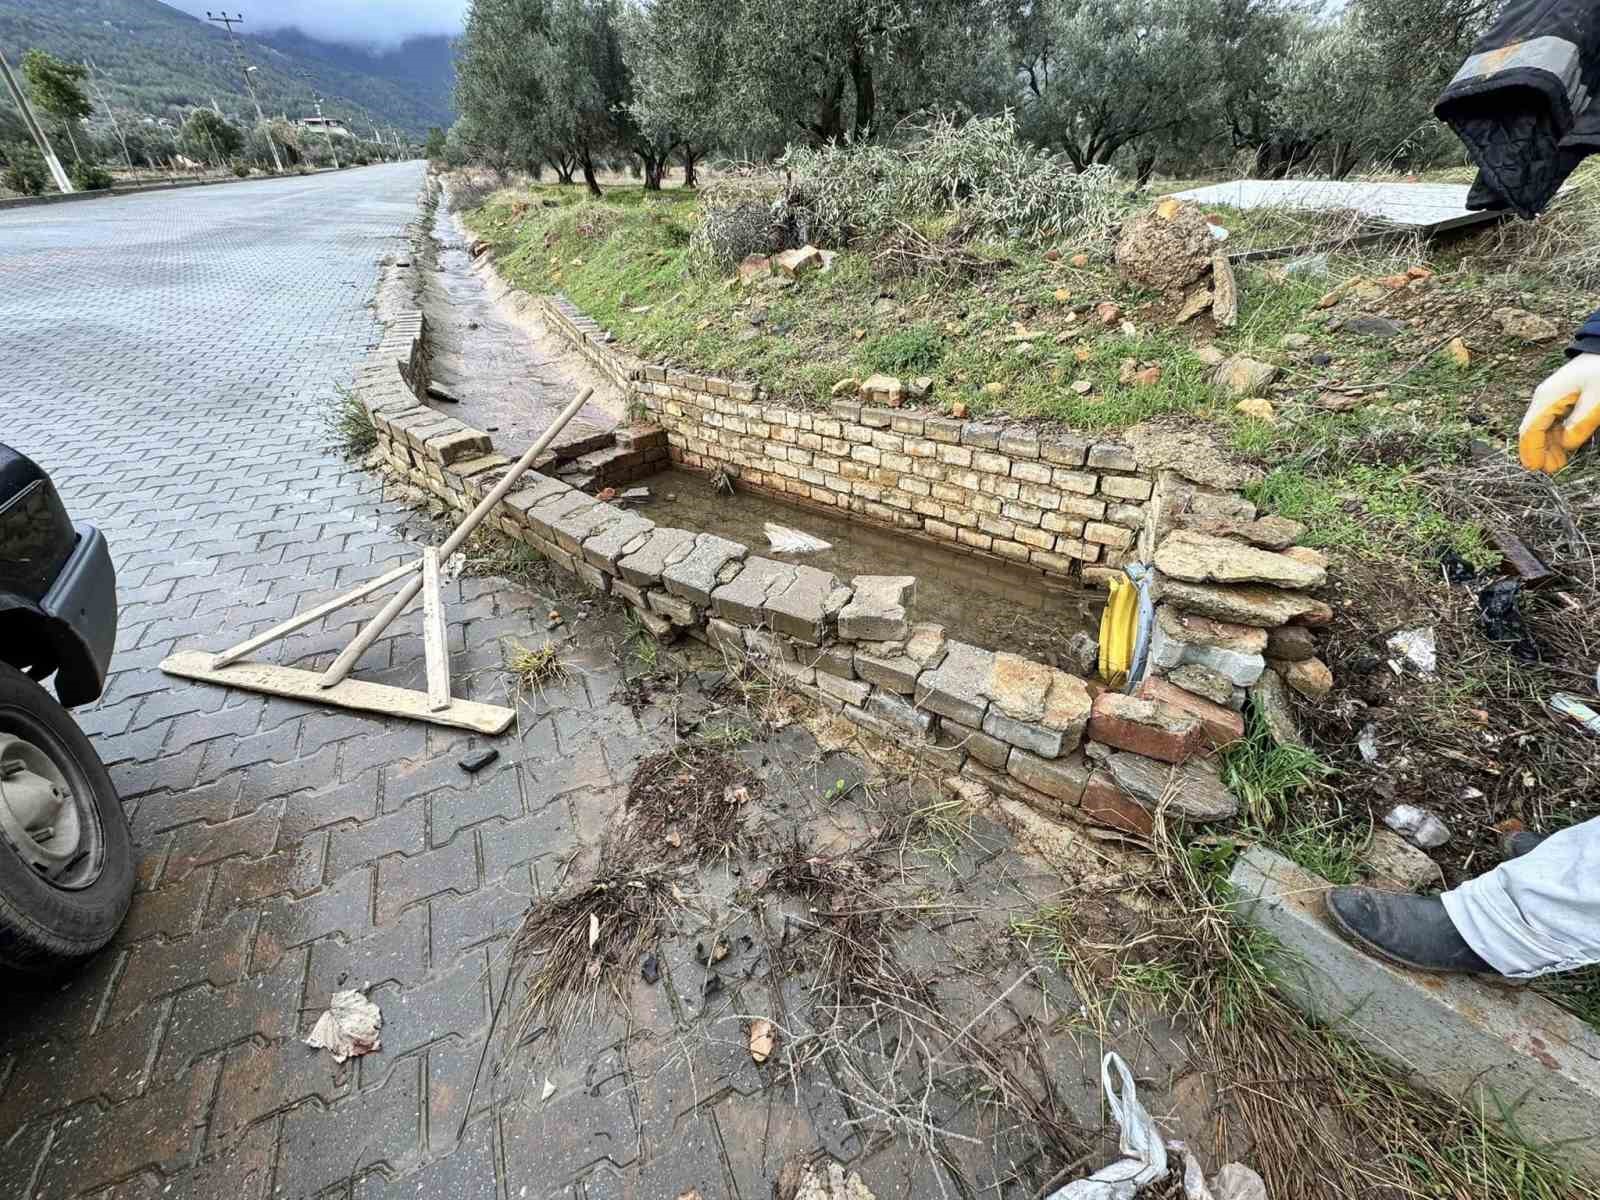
[167,0,469,50]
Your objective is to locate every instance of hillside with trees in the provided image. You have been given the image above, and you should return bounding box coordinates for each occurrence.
[0,0,453,138]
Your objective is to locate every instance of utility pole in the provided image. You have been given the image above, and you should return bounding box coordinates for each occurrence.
[313,94,339,169]
[83,58,133,170]
[207,10,282,173]
[0,48,72,191]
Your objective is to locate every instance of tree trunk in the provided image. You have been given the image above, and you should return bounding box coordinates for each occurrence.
[681,146,700,188]
[1135,151,1157,190]
[641,151,664,190]
[848,44,875,139]
[811,74,847,145]
[1330,141,1359,180]
[580,148,602,198]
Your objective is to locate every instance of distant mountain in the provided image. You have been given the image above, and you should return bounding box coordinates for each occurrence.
[0,0,455,138]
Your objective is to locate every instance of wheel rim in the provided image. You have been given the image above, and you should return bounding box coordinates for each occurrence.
[0,714,105,891]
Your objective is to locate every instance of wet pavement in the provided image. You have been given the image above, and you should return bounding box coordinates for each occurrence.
[635,468,1101,661]
[418,183,620,453]
[0,165,1199,1200]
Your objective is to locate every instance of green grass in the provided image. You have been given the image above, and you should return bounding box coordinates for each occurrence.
[1220,706,1334,825]
[466,182,1230,430]
[1538,965,1600,1029]
[327,385,376,457]
[1244,459,1496,567]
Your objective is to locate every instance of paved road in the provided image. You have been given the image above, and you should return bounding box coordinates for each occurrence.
[0,165,1153,1200]
[0,163,650,1200]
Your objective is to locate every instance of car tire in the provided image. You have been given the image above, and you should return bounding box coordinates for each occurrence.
[0,662,133,973]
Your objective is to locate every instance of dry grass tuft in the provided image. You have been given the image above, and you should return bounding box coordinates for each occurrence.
[501,638,570,696]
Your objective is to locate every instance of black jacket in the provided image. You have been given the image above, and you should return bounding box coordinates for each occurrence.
[1436,1,1600,353]
[1436,0,1600,220]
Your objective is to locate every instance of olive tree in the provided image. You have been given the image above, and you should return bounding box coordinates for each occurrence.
[1011,0,1224,174]
[180,110,243,167]
[22,50,92,162]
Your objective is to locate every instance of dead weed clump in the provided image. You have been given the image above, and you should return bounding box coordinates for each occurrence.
[502,639,570,696]
[759,833,1089,1178]
[620,742,762,864]
[507,868,685,1045]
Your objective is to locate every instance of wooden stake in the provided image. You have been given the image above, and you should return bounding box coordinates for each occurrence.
[210,560,420,668]
[421,548,450,712]
[317,386,593,689]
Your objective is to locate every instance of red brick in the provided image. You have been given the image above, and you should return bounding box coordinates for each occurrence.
[1087,692,1205,764]
[1137,677,1245,748]
[1078,772,1155,837]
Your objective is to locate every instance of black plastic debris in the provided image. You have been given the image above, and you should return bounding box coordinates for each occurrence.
[640,953,660,985]
[1437,546,1477,584]
[703,975,723,998]
[459,748,499,773]
[1477,578,1542,663]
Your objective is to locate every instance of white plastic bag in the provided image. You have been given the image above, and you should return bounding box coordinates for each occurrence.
[1049,1052,1267,1200]
[1049,1054,1168,1199]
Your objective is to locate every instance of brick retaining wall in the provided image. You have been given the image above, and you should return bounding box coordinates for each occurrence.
[351,297,1334,847]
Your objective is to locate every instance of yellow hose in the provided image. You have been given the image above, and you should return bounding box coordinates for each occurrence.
[1098,575,1136,686]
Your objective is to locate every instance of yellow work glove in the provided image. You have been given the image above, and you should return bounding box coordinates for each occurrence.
[1520,353,1600,473]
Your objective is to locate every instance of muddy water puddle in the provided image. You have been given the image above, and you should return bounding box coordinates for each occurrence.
[420,189,616,450]
[635,468,1100,661]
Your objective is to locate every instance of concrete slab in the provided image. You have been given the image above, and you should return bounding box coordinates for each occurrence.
[1170,179,1496,233]
[1230,848,1600,1176]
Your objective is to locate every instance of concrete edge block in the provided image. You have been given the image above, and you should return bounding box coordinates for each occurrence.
[1229,847,1600,1178]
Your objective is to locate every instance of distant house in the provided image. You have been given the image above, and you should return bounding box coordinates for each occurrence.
[297,116,353,140]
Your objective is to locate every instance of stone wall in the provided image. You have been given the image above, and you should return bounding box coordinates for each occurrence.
[541,294,1152,585]
[353,299,1335,847]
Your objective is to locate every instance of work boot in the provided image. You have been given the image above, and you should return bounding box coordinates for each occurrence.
[1500,829,1549,860]
[1324,887,1498,975]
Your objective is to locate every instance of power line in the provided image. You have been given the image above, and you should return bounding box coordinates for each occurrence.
[207,9,282,172]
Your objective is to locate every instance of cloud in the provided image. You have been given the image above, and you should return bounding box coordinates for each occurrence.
[166,1,469,51]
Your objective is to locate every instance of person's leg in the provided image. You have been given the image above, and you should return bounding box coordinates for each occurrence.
[1440,816,1600,978]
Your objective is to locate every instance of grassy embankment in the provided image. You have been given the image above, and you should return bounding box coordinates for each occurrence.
[463,173,1600,1019]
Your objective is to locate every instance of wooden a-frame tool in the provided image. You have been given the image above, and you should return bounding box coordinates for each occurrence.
[161,387,594,734]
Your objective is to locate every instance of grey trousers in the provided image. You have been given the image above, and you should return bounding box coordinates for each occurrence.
[1442,816,1600,978]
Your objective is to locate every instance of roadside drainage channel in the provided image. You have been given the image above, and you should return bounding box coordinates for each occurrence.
[348,208,1600,1177]
[632,465,1101,662]
[419,180,621,452]
[355,289,1331,848]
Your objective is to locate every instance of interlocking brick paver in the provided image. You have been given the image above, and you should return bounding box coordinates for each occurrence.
[274,1060,422,1199]
[166,801,282,878]
[253,866,373,971]
[119,867,210,942]
[207,834,328,920]
[375,833,479,922]
[150,949,310,1086]
[107,909,256,1021]
[0,166,1113,1200]
[32,1060,220,1200]
[306,906,430,999]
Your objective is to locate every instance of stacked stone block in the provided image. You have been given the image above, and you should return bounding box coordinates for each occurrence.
[1137,469,1335,753]
[633,380,1151,585]
[537,293,642,394]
